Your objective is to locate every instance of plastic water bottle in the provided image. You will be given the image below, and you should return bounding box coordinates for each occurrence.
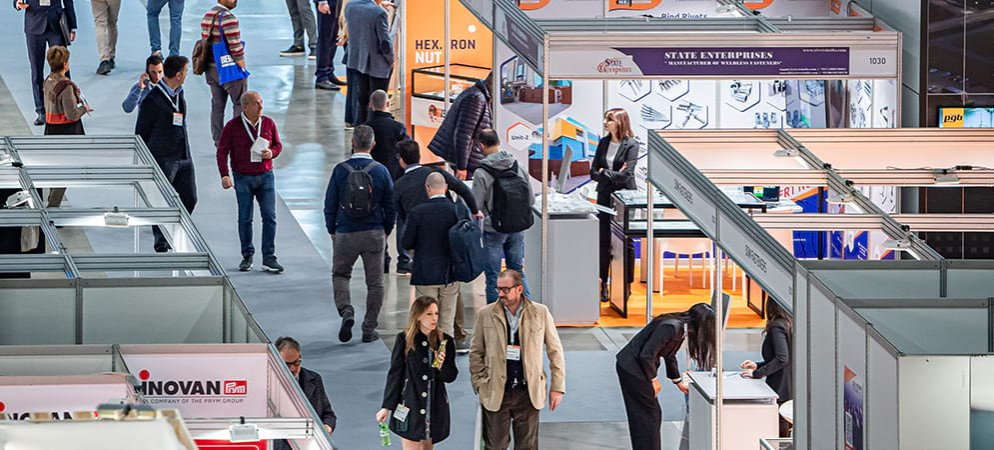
[378,421,391,447]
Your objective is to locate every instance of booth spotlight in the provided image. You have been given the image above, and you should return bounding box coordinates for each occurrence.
[932,169,960,185]
[826,193,854,204]
[229,418,259,442]
[881,239,912,251]
[772,148,799,158]
[5,190,32,208]
[104,206,130,227]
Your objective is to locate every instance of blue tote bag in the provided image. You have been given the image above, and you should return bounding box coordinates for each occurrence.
[213,11,250,85]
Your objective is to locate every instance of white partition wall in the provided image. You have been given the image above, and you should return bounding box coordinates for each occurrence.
[865,328,899,450]
[792,268,810,450]
[837,304,868,450]
[807,279,838,449]
[899,357,971,450]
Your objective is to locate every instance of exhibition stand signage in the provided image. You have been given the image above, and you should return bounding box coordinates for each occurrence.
[0,374,139,421]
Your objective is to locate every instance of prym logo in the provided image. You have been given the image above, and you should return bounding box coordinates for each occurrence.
[223,380,248,395]
[596,58,634,74]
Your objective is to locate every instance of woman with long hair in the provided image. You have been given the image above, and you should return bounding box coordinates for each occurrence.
[592,108,639,302]
[377,296,458,449]
[740,297,793,436]
[615,303,716,450]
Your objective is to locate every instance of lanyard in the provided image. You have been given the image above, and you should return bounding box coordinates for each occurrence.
[155,83,181,112]
[241,115,260,141]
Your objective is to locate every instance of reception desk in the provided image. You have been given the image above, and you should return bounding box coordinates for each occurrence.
[687,371,779,450]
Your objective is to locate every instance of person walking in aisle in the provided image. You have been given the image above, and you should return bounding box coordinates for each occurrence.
[135,55,197,253]
[146,0,183,57]
[313,0,345,89]
[592,108,639,302]
[401,172,462,339]
[216,91,285,274]
[274,337,337,450]
[365,89,408,272]
[740,297,793,437]
[615,303,716,450]
[377,296,458,449]
[280,0,316,57]
[91,0,120,75]
[428,73,492,180]
[122,54,164,113]
[42,46,89,136]
[324,125,395,344]
[472,129,534,304]
[343,0,393,125]
[15,0,76,127]
[469,269,565,450]
[201,0,248,147]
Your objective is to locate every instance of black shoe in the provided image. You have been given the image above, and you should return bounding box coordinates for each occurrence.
[262,256,284,273]
[33,113,45,126]
[154,242,172,253]
[329,76,347,86]
[600,282,610,302]
[279,44,306,56]
[383,258,391,274]
[339,311,355,342]
[344,122,354,130]
[308,52,317,60]
[455,339,471,354]
[238,256,252,272]
[315,80,341,91]
[96,60,112,75]
[396,263,411,275]
[362,330,380,343]
[109,58,116,69]
[151,50,163,58]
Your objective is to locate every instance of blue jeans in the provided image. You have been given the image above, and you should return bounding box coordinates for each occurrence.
[234,171,277,259]
[483,231,532,303]
[147,0,184,56]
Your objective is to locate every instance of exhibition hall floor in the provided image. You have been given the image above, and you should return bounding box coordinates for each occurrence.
[0,2,762,447]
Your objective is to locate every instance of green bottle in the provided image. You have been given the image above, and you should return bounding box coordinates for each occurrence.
[378,421,391,447]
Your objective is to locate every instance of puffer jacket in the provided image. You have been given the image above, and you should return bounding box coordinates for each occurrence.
[428,79,492,173]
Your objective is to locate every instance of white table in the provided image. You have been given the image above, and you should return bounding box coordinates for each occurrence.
[688,371,780,450]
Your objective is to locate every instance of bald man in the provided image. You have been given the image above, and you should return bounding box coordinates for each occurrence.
[217,91,285,274]
[401,172,464,337]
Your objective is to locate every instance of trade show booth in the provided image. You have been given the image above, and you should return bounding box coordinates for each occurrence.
[646,128,994,449]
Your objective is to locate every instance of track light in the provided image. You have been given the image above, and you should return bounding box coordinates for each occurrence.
[773,148,799,158]
[932,169,960,185]
[104,206,130,227]
[826,193,854,204]
[881,239,912,251]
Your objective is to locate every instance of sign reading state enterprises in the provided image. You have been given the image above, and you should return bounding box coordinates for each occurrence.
[549,46,896,78]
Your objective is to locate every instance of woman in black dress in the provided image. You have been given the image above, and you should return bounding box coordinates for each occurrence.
[591,108,640,302]
[740,297,793,437]
[377,296,458,449]
[615,303,716,450]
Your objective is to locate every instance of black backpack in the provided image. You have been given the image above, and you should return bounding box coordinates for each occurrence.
[480,161,534,233]
[341,161,379,218]
[448,205,486,283]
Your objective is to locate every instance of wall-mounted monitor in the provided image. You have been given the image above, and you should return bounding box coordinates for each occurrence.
[938,107,994,128]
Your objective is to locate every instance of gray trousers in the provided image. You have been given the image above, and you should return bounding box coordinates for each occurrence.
[91,0,121,61]
[285,0,317,50]
[205,66,248,146]
[332,229,385,333]
[414,283,460,338]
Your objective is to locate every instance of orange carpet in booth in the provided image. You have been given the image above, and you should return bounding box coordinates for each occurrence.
[595,260,766,329]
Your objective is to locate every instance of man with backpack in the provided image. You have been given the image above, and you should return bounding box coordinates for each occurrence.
[323,125,395,343]
[401,172,463,338]
[472,129,535,304]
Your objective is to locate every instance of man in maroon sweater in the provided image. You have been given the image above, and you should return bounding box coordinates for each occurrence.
[217,90,285,273]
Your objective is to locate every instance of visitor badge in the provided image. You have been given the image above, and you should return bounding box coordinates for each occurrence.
[40,0,51,6]
[393,404,410,422]
[506,345,521,361]
[172,112,184,126]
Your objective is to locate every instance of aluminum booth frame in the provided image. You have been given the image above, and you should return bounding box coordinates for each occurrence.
[649,128,994,449]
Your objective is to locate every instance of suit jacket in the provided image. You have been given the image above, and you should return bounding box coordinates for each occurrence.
[401,197,459,286]
[469,299,566,412]
[343,0,393,78]
[394,165,478,222]
[298,367,337,430]
[616,316,685,382]
[364,111,408,180]
[135,84,190,164]
[16,0,76,35]
[752,320,792,402]
[590,136,639,193]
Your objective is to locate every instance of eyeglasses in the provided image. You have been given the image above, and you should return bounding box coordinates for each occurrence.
[496,286,520,294]
[284,359,302,367]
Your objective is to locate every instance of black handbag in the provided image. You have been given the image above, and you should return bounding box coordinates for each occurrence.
[59,14,71,46]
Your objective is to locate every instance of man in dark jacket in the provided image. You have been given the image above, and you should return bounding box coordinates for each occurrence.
[364,89,407,273]
[428,74,492,180]
[402,172,462,337]
[15,0,77,126]
[324,125,395,344]
[344,0,393,124]
[275,336,336,450]
[136,55,197,253]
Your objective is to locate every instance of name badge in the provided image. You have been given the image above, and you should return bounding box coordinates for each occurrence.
[40,0,51,6]
[393,404,410,422]
[172,112,184,126]
[506,345,521,361]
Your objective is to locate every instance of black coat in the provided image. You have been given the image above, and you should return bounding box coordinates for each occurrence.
[382,331,458,443]
[274,367,338,450]
[591,136,639,194]
[751,320,792,402]
[394,165,478,222]
[135,84,190,165]
[616,316,685,382]
[364,111,409,180]
[428,79,492,173]
[401,197,459,286]
[17,0,76,35]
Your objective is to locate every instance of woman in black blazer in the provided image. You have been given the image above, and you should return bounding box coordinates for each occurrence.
[377,296,458,449]
[740,297,793,437]
[591,108,640,302]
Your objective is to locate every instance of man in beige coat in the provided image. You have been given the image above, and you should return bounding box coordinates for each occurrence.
[469,269,566,450]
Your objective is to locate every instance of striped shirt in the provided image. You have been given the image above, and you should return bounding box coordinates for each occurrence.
[200,5,245,63]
